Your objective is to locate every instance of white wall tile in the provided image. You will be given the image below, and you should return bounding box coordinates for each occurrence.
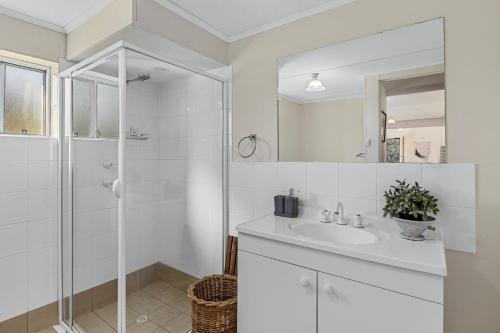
[28,246,57,281]
[0,283,27,321]
[28,273,57,310]
[28,161,57,190]
[339,197,377,217]
[305,193,339,214]
[276,162,306,194]
[253,188,277,218]
[0,137,28,161]
[338,163,376,199]
[376,163,421,199]
[27,190,57,220]
[422,164,476,208]
[0,161,27,193]
[26,218,57,250]
[0,253,27,288]
[306,162,338,195]
[0,192,28,226]
[28,138,57,161]
[0,223,26,257]
[230,161,476,253]
[253,163,277,190]
[230,162,254,188]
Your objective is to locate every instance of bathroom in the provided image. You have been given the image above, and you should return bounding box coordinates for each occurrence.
[0,1,498,333]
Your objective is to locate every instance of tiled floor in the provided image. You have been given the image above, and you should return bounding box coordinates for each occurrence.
[37,281,193,333]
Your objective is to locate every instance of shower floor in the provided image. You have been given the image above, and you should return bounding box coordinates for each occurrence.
[38,266,197,333]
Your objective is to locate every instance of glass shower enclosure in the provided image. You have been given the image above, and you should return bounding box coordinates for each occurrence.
[58,42,228,333]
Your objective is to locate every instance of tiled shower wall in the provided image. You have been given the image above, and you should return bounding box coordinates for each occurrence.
[156,74,224,279]
[230,161,477,253]
[0,137,58,321]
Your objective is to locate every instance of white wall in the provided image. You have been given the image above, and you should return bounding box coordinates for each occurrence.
[300,98,364,162]
[278,98,302,161]
[230,161,476,254]
[0,137,58,321]
[278,97,365,162]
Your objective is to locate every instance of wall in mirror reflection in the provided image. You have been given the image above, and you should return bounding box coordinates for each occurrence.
[277,18,445,163]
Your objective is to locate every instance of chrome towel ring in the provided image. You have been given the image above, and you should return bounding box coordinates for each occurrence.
[237,134,257,158]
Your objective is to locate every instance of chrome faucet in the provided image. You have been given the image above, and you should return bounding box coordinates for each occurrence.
[335,202,347,225]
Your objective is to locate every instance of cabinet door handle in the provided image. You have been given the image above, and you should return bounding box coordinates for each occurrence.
[299,276,312,287]
[322,284,335,295]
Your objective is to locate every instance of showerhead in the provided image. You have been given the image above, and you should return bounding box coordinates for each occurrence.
[127,73,151,84]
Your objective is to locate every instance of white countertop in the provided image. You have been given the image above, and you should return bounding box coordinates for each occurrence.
[236,214,447,276]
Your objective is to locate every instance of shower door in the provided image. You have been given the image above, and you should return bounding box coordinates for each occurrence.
[60,51,127,333]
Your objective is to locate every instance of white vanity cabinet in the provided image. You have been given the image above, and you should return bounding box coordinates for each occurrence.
[236,216,446,333]
[318,272,442,333]
[238,250,443,333]
[238,250,317,333]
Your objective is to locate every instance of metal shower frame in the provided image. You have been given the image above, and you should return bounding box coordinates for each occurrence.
[57,41,230,333]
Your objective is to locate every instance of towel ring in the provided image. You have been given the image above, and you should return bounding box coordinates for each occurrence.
[237,134,257,158]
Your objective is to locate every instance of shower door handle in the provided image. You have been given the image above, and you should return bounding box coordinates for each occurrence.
[112,179,122,198]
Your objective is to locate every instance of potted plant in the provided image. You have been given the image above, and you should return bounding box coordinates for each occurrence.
[383,180,439,241]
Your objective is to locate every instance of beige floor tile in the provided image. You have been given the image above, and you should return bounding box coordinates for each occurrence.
[172,278,197,293]
[128,290,166,315]
[143,281,171,296]
[167,295,192,314]
[152,327,170,333]
[154,287,184,304]
[127,320,161,333]
[75,312,115,333]
[162,313,191,333]
[94,302,140,329]
[149,305,181,326]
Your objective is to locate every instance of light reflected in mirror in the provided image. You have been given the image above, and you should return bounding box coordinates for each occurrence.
[277,18,445,163]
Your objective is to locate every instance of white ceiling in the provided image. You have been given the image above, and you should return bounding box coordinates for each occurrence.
[387,90,445,121]
[278,18,444,104]
[0,0,112,32]
[155,0,354,42]
[0,0,354,41]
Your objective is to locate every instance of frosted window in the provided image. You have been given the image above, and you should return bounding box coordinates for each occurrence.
[96,83,118,139]
[4,65,45,135]
[72,79,92,138]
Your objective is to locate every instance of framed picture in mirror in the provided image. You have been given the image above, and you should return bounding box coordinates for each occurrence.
[381,110,387,143]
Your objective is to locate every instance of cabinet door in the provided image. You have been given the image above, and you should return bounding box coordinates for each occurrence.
[318,272,443,333]
[238,251,317,333]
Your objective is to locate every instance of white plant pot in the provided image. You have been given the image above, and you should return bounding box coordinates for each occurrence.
[394,216,436,241]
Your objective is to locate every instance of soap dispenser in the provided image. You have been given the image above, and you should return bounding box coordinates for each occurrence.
[283,188,299,218]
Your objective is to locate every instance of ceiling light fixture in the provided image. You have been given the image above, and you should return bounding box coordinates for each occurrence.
[388,118,397,124]
[305,73,326,92]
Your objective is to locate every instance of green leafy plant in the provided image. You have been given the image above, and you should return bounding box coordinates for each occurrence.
[383,180,439,221]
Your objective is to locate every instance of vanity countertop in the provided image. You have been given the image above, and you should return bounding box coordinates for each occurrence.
[236,214,447,276]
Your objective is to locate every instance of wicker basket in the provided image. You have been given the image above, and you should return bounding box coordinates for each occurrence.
[188,274,237,333]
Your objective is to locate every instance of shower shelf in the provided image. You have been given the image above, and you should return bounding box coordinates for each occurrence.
[126,128,150,140]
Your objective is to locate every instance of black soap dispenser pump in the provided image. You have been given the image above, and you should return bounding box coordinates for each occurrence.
[283,188,299,218]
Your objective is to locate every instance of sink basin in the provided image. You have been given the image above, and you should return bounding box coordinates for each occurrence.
[292,223,380,245]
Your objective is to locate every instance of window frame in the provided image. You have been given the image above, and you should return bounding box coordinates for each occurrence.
[0,56,51,137]
[73,72,118,140]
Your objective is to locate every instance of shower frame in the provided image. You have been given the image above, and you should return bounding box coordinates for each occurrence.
[57,41,230,333]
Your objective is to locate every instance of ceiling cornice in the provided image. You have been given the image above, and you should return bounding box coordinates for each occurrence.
[63,0,113,33]
[154,0,355,43]
[0,0,113,34]
[0,5,64,32]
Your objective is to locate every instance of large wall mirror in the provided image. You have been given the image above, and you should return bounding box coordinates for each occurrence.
[277,18,445,163]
